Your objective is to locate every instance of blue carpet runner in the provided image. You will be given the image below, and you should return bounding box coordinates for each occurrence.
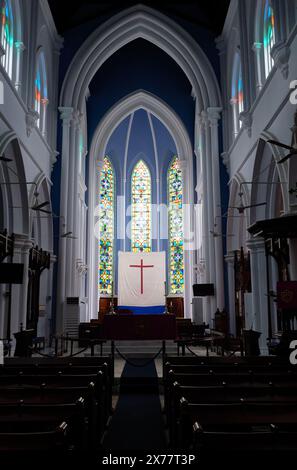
[102,359,166,450]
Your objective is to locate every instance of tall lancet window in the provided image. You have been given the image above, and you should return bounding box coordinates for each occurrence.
[231,52,244,136]
[34,51,48,135]
[99,156,115,295]
[0,0,14,78]
[263,0,275,78]
[168,157,184,294]
[131,160,151,252]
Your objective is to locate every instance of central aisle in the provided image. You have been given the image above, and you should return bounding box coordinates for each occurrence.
[102,358,166,450]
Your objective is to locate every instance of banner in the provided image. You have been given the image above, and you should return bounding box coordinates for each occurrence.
[118,251,166,313]
[277,281,297,309]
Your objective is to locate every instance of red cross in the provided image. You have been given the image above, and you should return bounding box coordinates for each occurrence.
[129,258,154,294]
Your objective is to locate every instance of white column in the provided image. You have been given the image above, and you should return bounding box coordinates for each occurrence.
[73,126,84,296]
[252,43,264,94]
[41,98,49,139]
[87,159,103,321]
[56,107,74,334]
[14,41,25,94]
[207,107,225,310]
[197,112,211,323]
[247,238,269,354]
[179,159,193,319]
[65,113,79,297]
[202,110,216,320]
[225,253,236,336]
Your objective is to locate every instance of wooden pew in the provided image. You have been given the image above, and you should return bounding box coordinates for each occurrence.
[167,381,297,444]
[0,398,87,450]
[0,357,115,459]
[192,422,297,461]
[3,358,113,410]
[176,399,297,448]
[0,383,103,446]
[165,369,297,418]
[0,421,69,462]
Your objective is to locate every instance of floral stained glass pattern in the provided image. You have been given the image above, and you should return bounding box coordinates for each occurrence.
[131,160,151,252]
[99,156,115,295]
[168,157,184,294]
[1,0,14,78]
[263,0,275,78]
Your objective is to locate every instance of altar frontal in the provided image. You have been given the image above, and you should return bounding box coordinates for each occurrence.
[118,251,166,314]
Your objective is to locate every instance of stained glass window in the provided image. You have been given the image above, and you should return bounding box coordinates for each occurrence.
[34,52,48,130]
[1,0,14,78]
[131,160,151,252]
[99,156,115,295]
[168,156,184,294]
[231,52,244,136]
[263,0,275,78]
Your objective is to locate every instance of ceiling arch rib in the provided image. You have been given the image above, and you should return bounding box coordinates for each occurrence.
[60,5,221,112]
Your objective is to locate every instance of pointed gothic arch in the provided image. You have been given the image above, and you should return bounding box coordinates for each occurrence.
[60,4,221,111]
[87,90,194,320]
[57,5,223,329]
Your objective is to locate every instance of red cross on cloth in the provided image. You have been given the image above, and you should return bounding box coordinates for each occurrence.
[129,258,154,294]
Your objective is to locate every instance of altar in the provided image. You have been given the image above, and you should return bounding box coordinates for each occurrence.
[102,313,176,340]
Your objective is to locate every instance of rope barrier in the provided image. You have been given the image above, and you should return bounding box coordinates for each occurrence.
[32,345,90,358]
[185,345,203,357]
[115,346,163,367]
[30,349,57,358]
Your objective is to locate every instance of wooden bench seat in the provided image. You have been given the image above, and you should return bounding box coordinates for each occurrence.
[0,421,69,456]
[192,422,297,461]
[0,398,86,449]
[176,399,297,448]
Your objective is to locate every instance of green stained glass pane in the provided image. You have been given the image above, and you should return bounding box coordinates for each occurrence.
[99,156,114,295]
[168,156,184,294]
[131,160,151,252]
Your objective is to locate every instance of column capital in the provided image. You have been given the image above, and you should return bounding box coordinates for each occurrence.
[207,107,222,125]
[13,236,34,253]
[221,151,230,174]
[51,150,59,169]
[215,35,226,56]
[41,97,49,106]
[271,41,290,80]
[58,106,74,125]
[25,108,39,137]
[200,110,209,128]
[196,113,204,129]
[239,110,253,137]
[49,253,58,265]
[225,252,235,263]
[14,41,26,52]
[246,237,266,252]
[72,109,83,130]
[252,42,263,52]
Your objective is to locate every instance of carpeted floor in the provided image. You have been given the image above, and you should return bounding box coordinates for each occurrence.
[102,358,166,450]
